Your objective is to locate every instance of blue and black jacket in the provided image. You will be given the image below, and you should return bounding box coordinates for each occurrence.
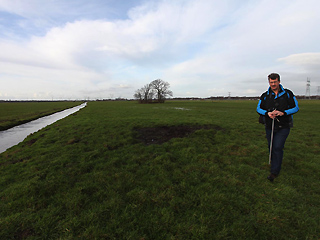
[257,84,299,129]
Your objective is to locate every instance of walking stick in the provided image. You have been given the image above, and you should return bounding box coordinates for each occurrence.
[269,117,275,165]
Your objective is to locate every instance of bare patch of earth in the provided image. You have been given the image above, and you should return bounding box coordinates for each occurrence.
[134,124,222,145]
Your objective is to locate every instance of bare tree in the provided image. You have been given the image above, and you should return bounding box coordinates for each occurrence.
[151,79,173,103]
[134,79,173,103]
[133,88,143,102]
[142,83,154,103]
[134,83,155,103]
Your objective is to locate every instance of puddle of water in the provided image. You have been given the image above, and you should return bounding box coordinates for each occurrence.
[0,102,87,154]
[173,107,191,110]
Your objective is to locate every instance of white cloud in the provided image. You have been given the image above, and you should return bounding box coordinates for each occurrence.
[0,0,320,99]
[278,53,320,69]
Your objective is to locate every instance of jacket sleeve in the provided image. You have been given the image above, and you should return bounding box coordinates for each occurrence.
[284,90,299,116]
[257,94,267,115]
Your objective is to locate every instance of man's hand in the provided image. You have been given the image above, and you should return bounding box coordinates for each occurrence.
[268,110,284,119]
[273,110,284,117]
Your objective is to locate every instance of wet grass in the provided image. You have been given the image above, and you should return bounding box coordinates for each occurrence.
[0,100,319,239]
[0,101,83,130]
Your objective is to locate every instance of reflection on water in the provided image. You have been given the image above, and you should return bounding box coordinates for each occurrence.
[0,102,87,154]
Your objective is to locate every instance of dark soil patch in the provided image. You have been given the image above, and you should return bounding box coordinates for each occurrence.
[14,228,35,239]
[26,138,38,146]
[24,134,45,147]
[134,124,222,145]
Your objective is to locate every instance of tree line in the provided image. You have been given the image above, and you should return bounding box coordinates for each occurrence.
[134,79,173,103]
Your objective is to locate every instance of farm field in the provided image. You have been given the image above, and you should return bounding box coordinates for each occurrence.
[0,100,319,239]
[0,101,83,131]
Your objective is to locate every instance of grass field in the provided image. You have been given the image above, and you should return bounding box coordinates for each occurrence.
[0,100,319,239]
[0,101,83,131]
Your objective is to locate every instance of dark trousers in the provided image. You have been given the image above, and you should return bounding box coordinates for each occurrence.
[265,127,290,175]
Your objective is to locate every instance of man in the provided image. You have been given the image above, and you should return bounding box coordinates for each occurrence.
[257,73,299,182]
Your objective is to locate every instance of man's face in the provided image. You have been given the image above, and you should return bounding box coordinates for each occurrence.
[269,78,280,92]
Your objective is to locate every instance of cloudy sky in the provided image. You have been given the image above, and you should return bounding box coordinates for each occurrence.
[0,0,319,100]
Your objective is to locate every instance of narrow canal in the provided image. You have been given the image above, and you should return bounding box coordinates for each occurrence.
[0,102,87,154]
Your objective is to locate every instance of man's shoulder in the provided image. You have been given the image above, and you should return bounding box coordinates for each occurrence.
[284,88,295,97]
[260,91,268,98]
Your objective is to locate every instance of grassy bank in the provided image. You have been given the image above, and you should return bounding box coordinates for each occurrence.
[0,100,319,239]
[0,101,83,131]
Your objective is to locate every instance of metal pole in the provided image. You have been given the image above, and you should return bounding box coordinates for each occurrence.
[269,118,275,165]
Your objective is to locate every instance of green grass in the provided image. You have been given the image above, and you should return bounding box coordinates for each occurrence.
[0,100,319,239]
[0,101,83,130]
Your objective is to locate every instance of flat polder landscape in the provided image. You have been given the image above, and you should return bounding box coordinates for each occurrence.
[0,101,82,131]
[0,100,319,239]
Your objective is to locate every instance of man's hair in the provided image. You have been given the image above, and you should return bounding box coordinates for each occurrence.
[268,73,280,81]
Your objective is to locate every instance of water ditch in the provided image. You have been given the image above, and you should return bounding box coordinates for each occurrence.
[0,102,87,154]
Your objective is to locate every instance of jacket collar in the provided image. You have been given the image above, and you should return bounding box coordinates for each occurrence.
[267,84,285,98]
